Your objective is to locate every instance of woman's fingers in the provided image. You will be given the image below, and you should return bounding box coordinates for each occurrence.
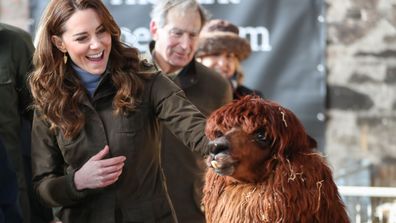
[88,145,110,161]
[99,162,125,175]
[97,171,123,187]
[98,156,126,167]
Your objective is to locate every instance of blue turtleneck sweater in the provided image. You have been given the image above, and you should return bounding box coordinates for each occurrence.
[71,63,101,97]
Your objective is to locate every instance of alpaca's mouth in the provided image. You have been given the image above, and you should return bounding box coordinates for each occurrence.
[207,153,237,176]
[213,163,235,176]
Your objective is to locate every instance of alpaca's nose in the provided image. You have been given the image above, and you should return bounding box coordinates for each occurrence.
[208,137,229,155]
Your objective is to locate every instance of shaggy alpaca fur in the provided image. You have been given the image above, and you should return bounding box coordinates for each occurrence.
[203,96,349,223]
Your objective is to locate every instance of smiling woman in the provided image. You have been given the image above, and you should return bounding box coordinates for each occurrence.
[29,0,210,222]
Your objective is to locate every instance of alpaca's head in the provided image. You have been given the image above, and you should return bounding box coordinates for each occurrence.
[205,96,317,183]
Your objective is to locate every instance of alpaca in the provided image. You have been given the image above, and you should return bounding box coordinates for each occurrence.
[203,96,349,223]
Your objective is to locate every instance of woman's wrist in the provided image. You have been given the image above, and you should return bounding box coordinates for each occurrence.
[73,170,84,191]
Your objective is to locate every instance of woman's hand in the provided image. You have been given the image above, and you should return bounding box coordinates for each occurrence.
[74,145,126,190]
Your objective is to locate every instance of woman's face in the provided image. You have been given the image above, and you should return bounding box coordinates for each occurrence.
[198,52,238,80]
[52,8,112,75]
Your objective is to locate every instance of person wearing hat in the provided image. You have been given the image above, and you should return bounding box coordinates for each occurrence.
[196,19,262,99]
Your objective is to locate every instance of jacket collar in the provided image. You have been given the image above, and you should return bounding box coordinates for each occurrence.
[93,69,115,100]
[79,69,115,108]
[175,60,198,89]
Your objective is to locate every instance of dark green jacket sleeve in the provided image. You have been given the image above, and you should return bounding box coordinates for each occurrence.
[31,111,91,207]
[150,73,210,155]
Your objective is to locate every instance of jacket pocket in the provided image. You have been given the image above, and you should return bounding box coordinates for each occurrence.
[110,108,147,158]
[117,108,145,134]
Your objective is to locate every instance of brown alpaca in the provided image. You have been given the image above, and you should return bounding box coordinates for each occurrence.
[203,96,350,223]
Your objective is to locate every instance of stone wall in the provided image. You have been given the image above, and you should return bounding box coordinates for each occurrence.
[326,0,396,184]
[0,0,30,30]
[326,0,395,218]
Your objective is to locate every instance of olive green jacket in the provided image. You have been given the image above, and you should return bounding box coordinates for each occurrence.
[31,65,209,223]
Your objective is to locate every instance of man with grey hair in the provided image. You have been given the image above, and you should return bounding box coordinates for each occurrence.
[146,0,232,222]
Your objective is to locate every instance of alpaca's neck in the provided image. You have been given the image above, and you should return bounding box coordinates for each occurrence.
[204,172,278,223]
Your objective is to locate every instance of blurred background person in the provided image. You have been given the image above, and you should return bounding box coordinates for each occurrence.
[196,19,262,99]
[0,22,56,223]
[0,135,22,223]
[147,1,232,222]
[0,23,32,223]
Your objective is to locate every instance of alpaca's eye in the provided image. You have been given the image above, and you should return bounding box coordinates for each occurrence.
[214,130,223,138]
[256,132,266,141]
[256,131,267,141]
[253,128,270,146]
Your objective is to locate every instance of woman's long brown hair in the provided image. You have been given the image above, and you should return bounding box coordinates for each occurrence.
[30,0,144,139]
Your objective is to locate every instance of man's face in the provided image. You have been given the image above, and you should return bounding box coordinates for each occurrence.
[151,7,202,73]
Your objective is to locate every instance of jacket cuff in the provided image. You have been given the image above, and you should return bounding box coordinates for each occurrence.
[65,169,91,201]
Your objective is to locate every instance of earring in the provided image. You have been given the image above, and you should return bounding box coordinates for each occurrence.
[63,53,68,64]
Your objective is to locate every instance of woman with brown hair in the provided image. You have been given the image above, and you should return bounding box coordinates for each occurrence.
[29,0,208,222]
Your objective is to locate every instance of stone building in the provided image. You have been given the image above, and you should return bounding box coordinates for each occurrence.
[326,0,396,221]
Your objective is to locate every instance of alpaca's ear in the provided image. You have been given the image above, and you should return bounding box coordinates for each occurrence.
[307,135,317,149]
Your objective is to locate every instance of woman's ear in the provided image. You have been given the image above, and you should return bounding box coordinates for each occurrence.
[51,35,67,53]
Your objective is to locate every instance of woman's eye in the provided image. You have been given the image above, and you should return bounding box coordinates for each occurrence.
[75,36,88,42]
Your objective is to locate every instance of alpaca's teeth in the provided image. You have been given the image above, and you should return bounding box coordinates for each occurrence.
[211,160,219,169]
